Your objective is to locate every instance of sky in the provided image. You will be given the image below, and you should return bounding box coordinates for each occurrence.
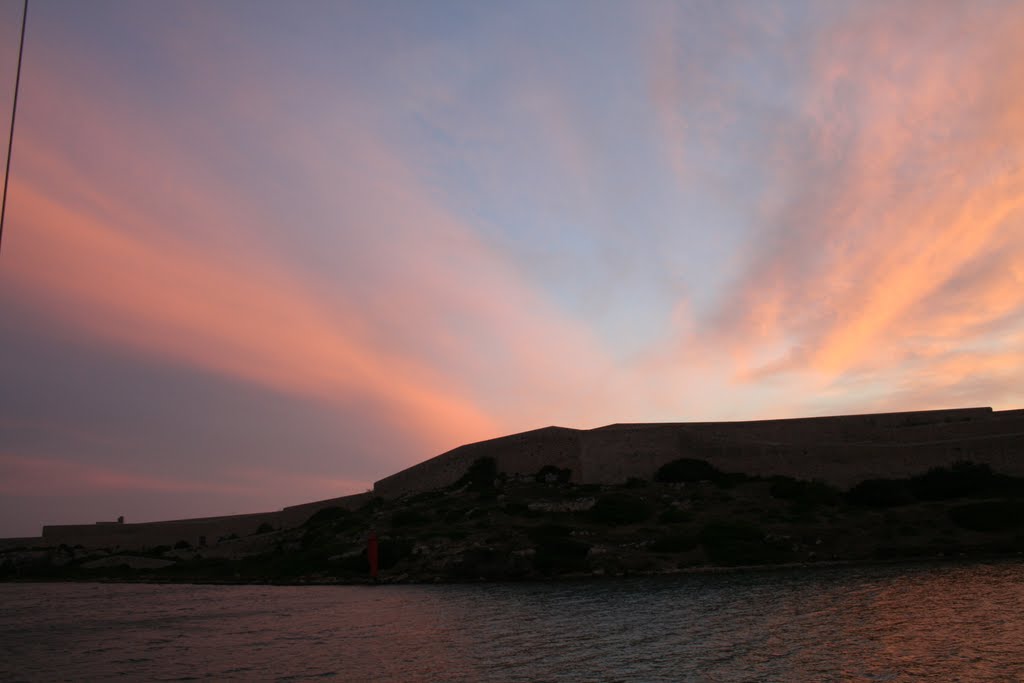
[0,0,1022,537]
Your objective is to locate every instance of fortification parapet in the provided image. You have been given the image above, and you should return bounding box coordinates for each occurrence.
[41,510,283,551]
[278,491,373,525]
[373,426,582,497]
[371,407,1024,497]
[17,406,1023,551]
[37,491,374,551]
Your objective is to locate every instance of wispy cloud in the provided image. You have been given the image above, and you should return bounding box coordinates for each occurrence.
[697,1,1024,408]
[2,1,1023,536]
[1,18,625,462]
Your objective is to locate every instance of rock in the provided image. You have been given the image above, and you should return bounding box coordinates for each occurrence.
[81,555,175,570]
[527,497,595,513]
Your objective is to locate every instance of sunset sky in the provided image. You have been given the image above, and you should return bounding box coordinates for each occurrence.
[1,1,1022,537]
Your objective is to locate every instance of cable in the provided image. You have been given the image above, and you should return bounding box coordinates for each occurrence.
[0,0,29,256]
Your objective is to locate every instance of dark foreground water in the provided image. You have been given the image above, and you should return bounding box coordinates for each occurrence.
[2,561,1023,682]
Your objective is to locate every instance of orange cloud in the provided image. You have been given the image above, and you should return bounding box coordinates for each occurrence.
[3,176,501,449]
[703,2,1024,408]
[0,34,630,465]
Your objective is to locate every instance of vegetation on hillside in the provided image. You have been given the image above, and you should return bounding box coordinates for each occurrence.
[3,458,1024,583]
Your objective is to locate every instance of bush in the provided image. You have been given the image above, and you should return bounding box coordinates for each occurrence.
[949,502,1024,532]
[477,487,499,502]
[408,490,446,505]
[334,551,369,574]
[305,506,349,527]
[699,521,762,544]
[846,479,915,507]
[535,465,572,485]
[526,524,573,542]
[770,477,840,506]
[909,462,982,500]
[534,538,591,574]
[450,547,516,579]
[377,537,414,571]
[255,522,275,534]
[455,457,499,492]
[173,540,191,550]
[698,521,787,566]
[591,494,651,525]
[907,461,1024,501]
[650,533,697,553]
[503,501,531,516]
[391,509,430,528]
[358,497,384,514]
[658,508,692,524]
[654,458,723,484]
[443,508,467,523]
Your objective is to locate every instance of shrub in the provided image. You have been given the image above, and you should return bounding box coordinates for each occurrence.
[698,521,787,566]
[334,551,368,574]
[255,522,275,534]
[455,457,499,492]
[358,497,384,514]
[591,494,651,525]
[770,477,840,506]
[654,458,723,484]
[949,502,1024,532]
[408,490,446,505]
[535,465,572,485]
[699,521,762,544]
[534,538,591,574]
[391,509,430,528]
[450,547,511,579]
[477,487,499,502]
[650,533,697,553]
[658,508,692,524]
[305,506,349,527]
[526,524,573,542]
[846,479,915,507]
[378,537,414,570]
[443,508,467,523]
[503,501,531,516]
[909,462,985,500]
[173,540,191,550]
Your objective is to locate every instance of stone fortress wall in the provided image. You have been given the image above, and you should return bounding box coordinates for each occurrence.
[374,406,1024,494]
[10,406,1023,551]
[35,491,372,552]
[373,426,582,498]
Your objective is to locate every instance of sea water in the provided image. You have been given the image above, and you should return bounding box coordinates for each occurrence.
[2,560,1022,681]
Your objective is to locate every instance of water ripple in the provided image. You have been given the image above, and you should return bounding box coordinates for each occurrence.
[1,561,1022,681]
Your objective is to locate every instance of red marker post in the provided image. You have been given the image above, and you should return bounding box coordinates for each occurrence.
[368,531,379,582]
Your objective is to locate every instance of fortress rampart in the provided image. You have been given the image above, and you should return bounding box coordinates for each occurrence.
[10,406,1023,551]
[372,406,1024,495]
[36,491,371,552]
[373,426,581,498]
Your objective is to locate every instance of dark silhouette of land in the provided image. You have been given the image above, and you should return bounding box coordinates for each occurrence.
[3,453,1023,583]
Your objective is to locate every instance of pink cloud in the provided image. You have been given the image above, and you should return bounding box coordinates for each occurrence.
[698,2,1024,410]
[0,453,250,497]
[0,31,632,468]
